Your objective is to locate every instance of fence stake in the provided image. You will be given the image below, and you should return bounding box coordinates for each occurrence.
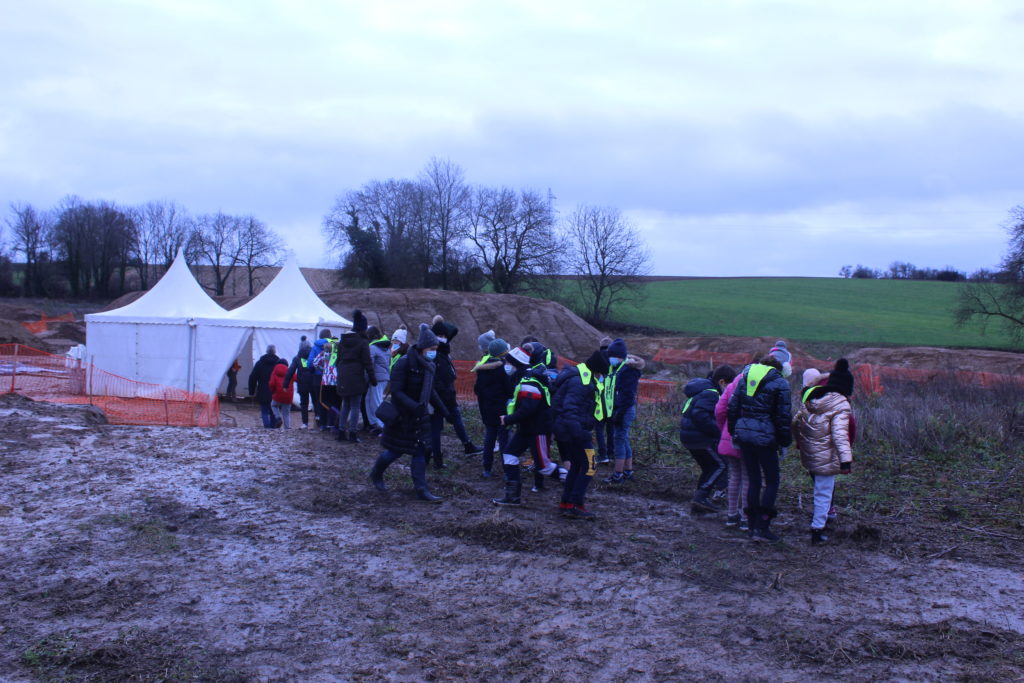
[88,355,94,406]
[10,343,19,393]
[164,390,170,426]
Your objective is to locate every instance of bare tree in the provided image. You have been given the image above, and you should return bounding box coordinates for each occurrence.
[6,202,52,296]
[564,205,651,323]
[52,197,136,298]
[131,201,191,289]
[469,187,563,294]
[187,212,245,296]
[955,205,1024,346]
[238,216,284,295]
[421,157,470,289]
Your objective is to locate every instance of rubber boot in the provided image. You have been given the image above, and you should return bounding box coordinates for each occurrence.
[416,488,443,502]
[492,481,522,506]
[752,509,780,542]
[811,528,829,545]
[369,451,401,492]
[691,489,718,514]
[348,430,362,444]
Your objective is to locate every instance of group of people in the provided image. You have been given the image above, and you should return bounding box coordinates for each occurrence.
[679,341,856,544]
[247,315,856,540]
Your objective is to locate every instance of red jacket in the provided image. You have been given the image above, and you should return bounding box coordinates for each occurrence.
[269,363,293,404]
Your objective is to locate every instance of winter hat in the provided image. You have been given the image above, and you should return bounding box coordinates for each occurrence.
[298,338,313,355]
[391,324,408,345]
[507,346,531,367]
[366,325,382,341]
[607,338,628,360]
[802,368,823,387]
[768,342,793,378]
[477,329,496,352]
[416,323,440,349]
[599,336,613,350]
[585,349,611,376]
[487,338,510,358]
[529,344,551,368]
[826,358,855,397]
[352,309,368,334]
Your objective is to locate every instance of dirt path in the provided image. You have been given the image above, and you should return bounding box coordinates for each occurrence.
[1,397,1021,681]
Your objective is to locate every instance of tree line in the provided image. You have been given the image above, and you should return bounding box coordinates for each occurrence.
[322,157,651,322]
[0,198,284,299]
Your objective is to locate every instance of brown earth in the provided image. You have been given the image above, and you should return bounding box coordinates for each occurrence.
[0,319,46,347]
[1,395,1022,681]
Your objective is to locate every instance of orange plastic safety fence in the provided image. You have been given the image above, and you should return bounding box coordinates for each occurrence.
[20,313,75,335]
[0,343,219,427]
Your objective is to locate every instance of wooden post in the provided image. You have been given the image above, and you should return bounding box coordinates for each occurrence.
[164,390,170,426]
[88,355,94,406]
[10,343,19,393]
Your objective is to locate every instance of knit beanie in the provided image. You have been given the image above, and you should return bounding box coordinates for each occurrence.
[478,329,496,353]
[769,340,791,365]
[352,309,368,334]
[298,338,313,356]
[826,358,855,397]
[487,338,510,358]
[586,349,611,376]
[391,324,408,344]
[416,323,440,349]
[507,346,531,367]
[599,336,613,350]
[607,338,628,359]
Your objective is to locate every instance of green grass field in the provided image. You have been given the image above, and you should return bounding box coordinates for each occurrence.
[567,278,1016,350]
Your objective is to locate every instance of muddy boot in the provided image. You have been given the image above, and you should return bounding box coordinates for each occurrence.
[811,528,829,545]
[751,510,780,542]
[567,504,596,521]
[492,481,522,506]
[336,429,348,442]
[369,452,400,492]
[691,489,718,514]
[416,488,443,502]
[348,430,362,444]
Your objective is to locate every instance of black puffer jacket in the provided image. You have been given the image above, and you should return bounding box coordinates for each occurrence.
[504,367,552,437]
[551,364,599,442]
[473,356,512,427]
[679,378,721,449]
[727,365,793,450]
[611,355,645,421]
[284,352,317,394]
[381,349,447,454]
[335,332,374,398]
[432,322,459,409]
[247,352,279,404]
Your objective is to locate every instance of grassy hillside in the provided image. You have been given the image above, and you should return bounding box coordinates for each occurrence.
[571,278,1015,350]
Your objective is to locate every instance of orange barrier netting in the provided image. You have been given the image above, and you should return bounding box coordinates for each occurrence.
[1,344,219,427]
[20,313,75,335]
[652,348,1023,395]
[452,358,677,405]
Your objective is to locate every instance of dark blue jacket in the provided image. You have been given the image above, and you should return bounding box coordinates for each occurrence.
[679,378,721,449]
[727,365,793,450]
[611,358,643,422]
[551,364,598,442]
[381,349,447,454]
[473,357,513,427]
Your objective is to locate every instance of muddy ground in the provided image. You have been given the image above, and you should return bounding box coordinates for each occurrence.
[1,395,1022,682]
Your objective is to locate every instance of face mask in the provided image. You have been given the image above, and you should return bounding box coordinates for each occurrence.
[609,357,623,367]
[504,364,516,376]
[424,350,438,361]
[391,343,400,352]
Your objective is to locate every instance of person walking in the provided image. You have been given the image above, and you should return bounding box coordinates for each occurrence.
[336,310,375,443]
[715,367,750,531]
[368,324,448,502]
[472,336,513,478]
[602,339,644,485]
[248,345,280,428]
[793,359,855,545]
[284,336,317,429]
[269,358,294,429]
[727,350,793,541]
[365,325,391,436]
[225,359,240,401]
[552,349,610,520]
[308,329,339,432]
[428,315,482,468]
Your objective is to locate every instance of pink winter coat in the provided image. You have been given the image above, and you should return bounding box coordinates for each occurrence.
[714,374,742,458]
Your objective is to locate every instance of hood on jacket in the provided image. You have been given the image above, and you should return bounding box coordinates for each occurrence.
[684,377,714,397]
[340,331,364,349]
[806,390,849,415]
[271,363,288,379]
[625,354,645,370]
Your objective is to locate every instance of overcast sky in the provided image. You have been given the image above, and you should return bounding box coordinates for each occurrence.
[2,1,1022,276]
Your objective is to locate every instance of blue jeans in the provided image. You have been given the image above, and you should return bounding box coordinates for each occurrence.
[259,402,275,428]
[613,405,636,461]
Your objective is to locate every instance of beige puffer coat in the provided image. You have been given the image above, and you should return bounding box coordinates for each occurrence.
[793,390,853,476]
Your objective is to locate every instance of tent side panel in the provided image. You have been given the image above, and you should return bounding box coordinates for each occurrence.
[192,325,253,396]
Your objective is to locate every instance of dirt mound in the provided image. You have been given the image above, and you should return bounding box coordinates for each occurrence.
[0,302,43,322]
[624,335,800,362]
[847,346,1024,375]
[318,289,603,360]
[0,319,46,347]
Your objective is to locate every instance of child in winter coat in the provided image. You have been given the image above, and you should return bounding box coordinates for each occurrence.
[681,365,736,513]
[472,336,513,478]
[715,368,749,530]
[269,359,294,429]
[285,337,317,428]
[365,326,391,436]
[793,359,855,544]
[491,346,555,506]
[603,339,644,484]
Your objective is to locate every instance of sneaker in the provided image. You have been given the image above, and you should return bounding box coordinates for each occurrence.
[595,456,611,465]
[603,472,624,484]
[725,514,741,528]
[463,442,484,456]
[558,502,574,516]
[827,505,838,523]
[711,489,726,503]
[481,471,493,479]
[811,528,829,545]
[567,505,596,521]
[751,526,780,542]
[539,462,557,476]
[558,468,568,482]
[299,423,309,430]
[531,485,541,493]
[738,518,750,532]
[622,470,635,481]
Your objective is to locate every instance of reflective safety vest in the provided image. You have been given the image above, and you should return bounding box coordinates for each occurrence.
[299,358,309,369]
[507,376,551,415]
[802,386,818,403]
[327,339,339,366]
[389,352,404,372]
[371,335,389,346]
[577,363,604,421]
[682,388,719,414]
[744,364,774,397]
[604,361,625,416]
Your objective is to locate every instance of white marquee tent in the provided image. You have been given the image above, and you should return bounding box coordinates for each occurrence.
[85,252,351,397]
